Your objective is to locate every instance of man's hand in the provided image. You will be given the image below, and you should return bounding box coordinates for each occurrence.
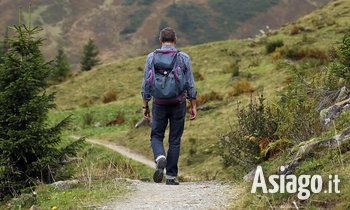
[189,99,197,120]
[143,100,150,119]
[143,107,150,119]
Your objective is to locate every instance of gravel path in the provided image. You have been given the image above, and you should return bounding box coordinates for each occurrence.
[101,180,239,210]
[71,135,240,209]
[70,135,155,168]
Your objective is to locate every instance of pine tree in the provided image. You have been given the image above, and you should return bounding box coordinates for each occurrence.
[0,24,84,198]
[80,38,100,71]
[0,28,10,64]
[50,47,70,81]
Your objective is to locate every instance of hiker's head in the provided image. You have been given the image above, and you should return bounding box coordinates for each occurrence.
[159,27,176,45]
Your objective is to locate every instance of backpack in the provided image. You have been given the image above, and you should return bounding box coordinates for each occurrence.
[146,50,187,102]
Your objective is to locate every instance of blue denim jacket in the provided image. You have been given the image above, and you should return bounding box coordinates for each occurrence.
[141,45,197,101]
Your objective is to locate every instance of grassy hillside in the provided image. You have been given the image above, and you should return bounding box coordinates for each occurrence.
[0,0,330,68]
[45,0,350,208]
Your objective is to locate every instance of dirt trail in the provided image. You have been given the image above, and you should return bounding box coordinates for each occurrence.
[103,180,238,210]
[71,135,155,168]
[71,135,240,210]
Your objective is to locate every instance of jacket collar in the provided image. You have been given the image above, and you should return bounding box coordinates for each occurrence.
[160,44,177,51]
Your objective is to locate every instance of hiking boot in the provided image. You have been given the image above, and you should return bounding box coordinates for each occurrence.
[153,156,166,183]
[166,178,179,185]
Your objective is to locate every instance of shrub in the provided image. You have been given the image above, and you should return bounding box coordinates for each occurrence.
[329,32,350,84]
[102,91,117,104]
[83,112,94,127]
[290,25,300,35]
[106,114,125,126]
[219,131,260,169]
[196,91,223,105]
[265,40,284,54]
[229,79,254,97]
[193,71,204,81]
[285,47,329,61]
[219,94,281,168]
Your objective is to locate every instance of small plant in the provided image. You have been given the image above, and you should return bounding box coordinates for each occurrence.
[101,91,117,104]
[285,47,329,61]
[83,112,94,127]
[193,71,204,81]
[265,40,284,54]
[290,25,300,35]
[187,138,197,165]
[106,114,125,126]
[329,32,350,84]
[229,79,254,97]
[196,91,223,105]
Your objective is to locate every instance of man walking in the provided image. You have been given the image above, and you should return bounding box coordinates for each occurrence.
[141,27,197,185]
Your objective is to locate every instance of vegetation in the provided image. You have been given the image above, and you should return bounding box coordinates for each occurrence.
[2,138,153,209]
[0,29,9,64]
[121,8,150,35]
[50,47,71,82]
[0,24,84,199]
[265,40,284,54]
[80,39,100,71]
[329,31,350,85]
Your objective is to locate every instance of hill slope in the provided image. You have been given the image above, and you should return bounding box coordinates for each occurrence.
[0,0,330,68]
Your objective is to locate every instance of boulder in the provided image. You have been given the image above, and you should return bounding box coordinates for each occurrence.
[335,86,350,103]
[51,179,79,189]
[320,98,350,126]
[243,167,257,182]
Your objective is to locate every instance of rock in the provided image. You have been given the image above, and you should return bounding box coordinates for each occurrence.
[335,86,350,103]
[135,118,151,128]
[93,122,101,128]
[243,167,257,182]
[51,179,79,189]
[320,98,350,126]
[280,126,350,174]
[197,105,217,111]
[29,205,39,210]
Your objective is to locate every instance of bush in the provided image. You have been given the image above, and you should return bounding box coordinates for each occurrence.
[219,95,281,168]
[228,79,254,97]
[101,91,117,104]
[285,47,329,61]
[83,112,94,127]
[196,91,223,105]
[193,71,204,81]
[265,40,284,54]
[219,131,260,169]
[106,114,125,126]
[290,25,300,35]
[329,32,350,84]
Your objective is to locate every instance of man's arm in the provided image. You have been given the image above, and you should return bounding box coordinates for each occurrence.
[183,54,197,120]
[141,54,153,119]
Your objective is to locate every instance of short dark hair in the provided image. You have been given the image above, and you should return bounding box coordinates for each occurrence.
[159,27,177,43]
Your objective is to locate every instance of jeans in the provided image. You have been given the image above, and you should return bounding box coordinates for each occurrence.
[151,102,186,177]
